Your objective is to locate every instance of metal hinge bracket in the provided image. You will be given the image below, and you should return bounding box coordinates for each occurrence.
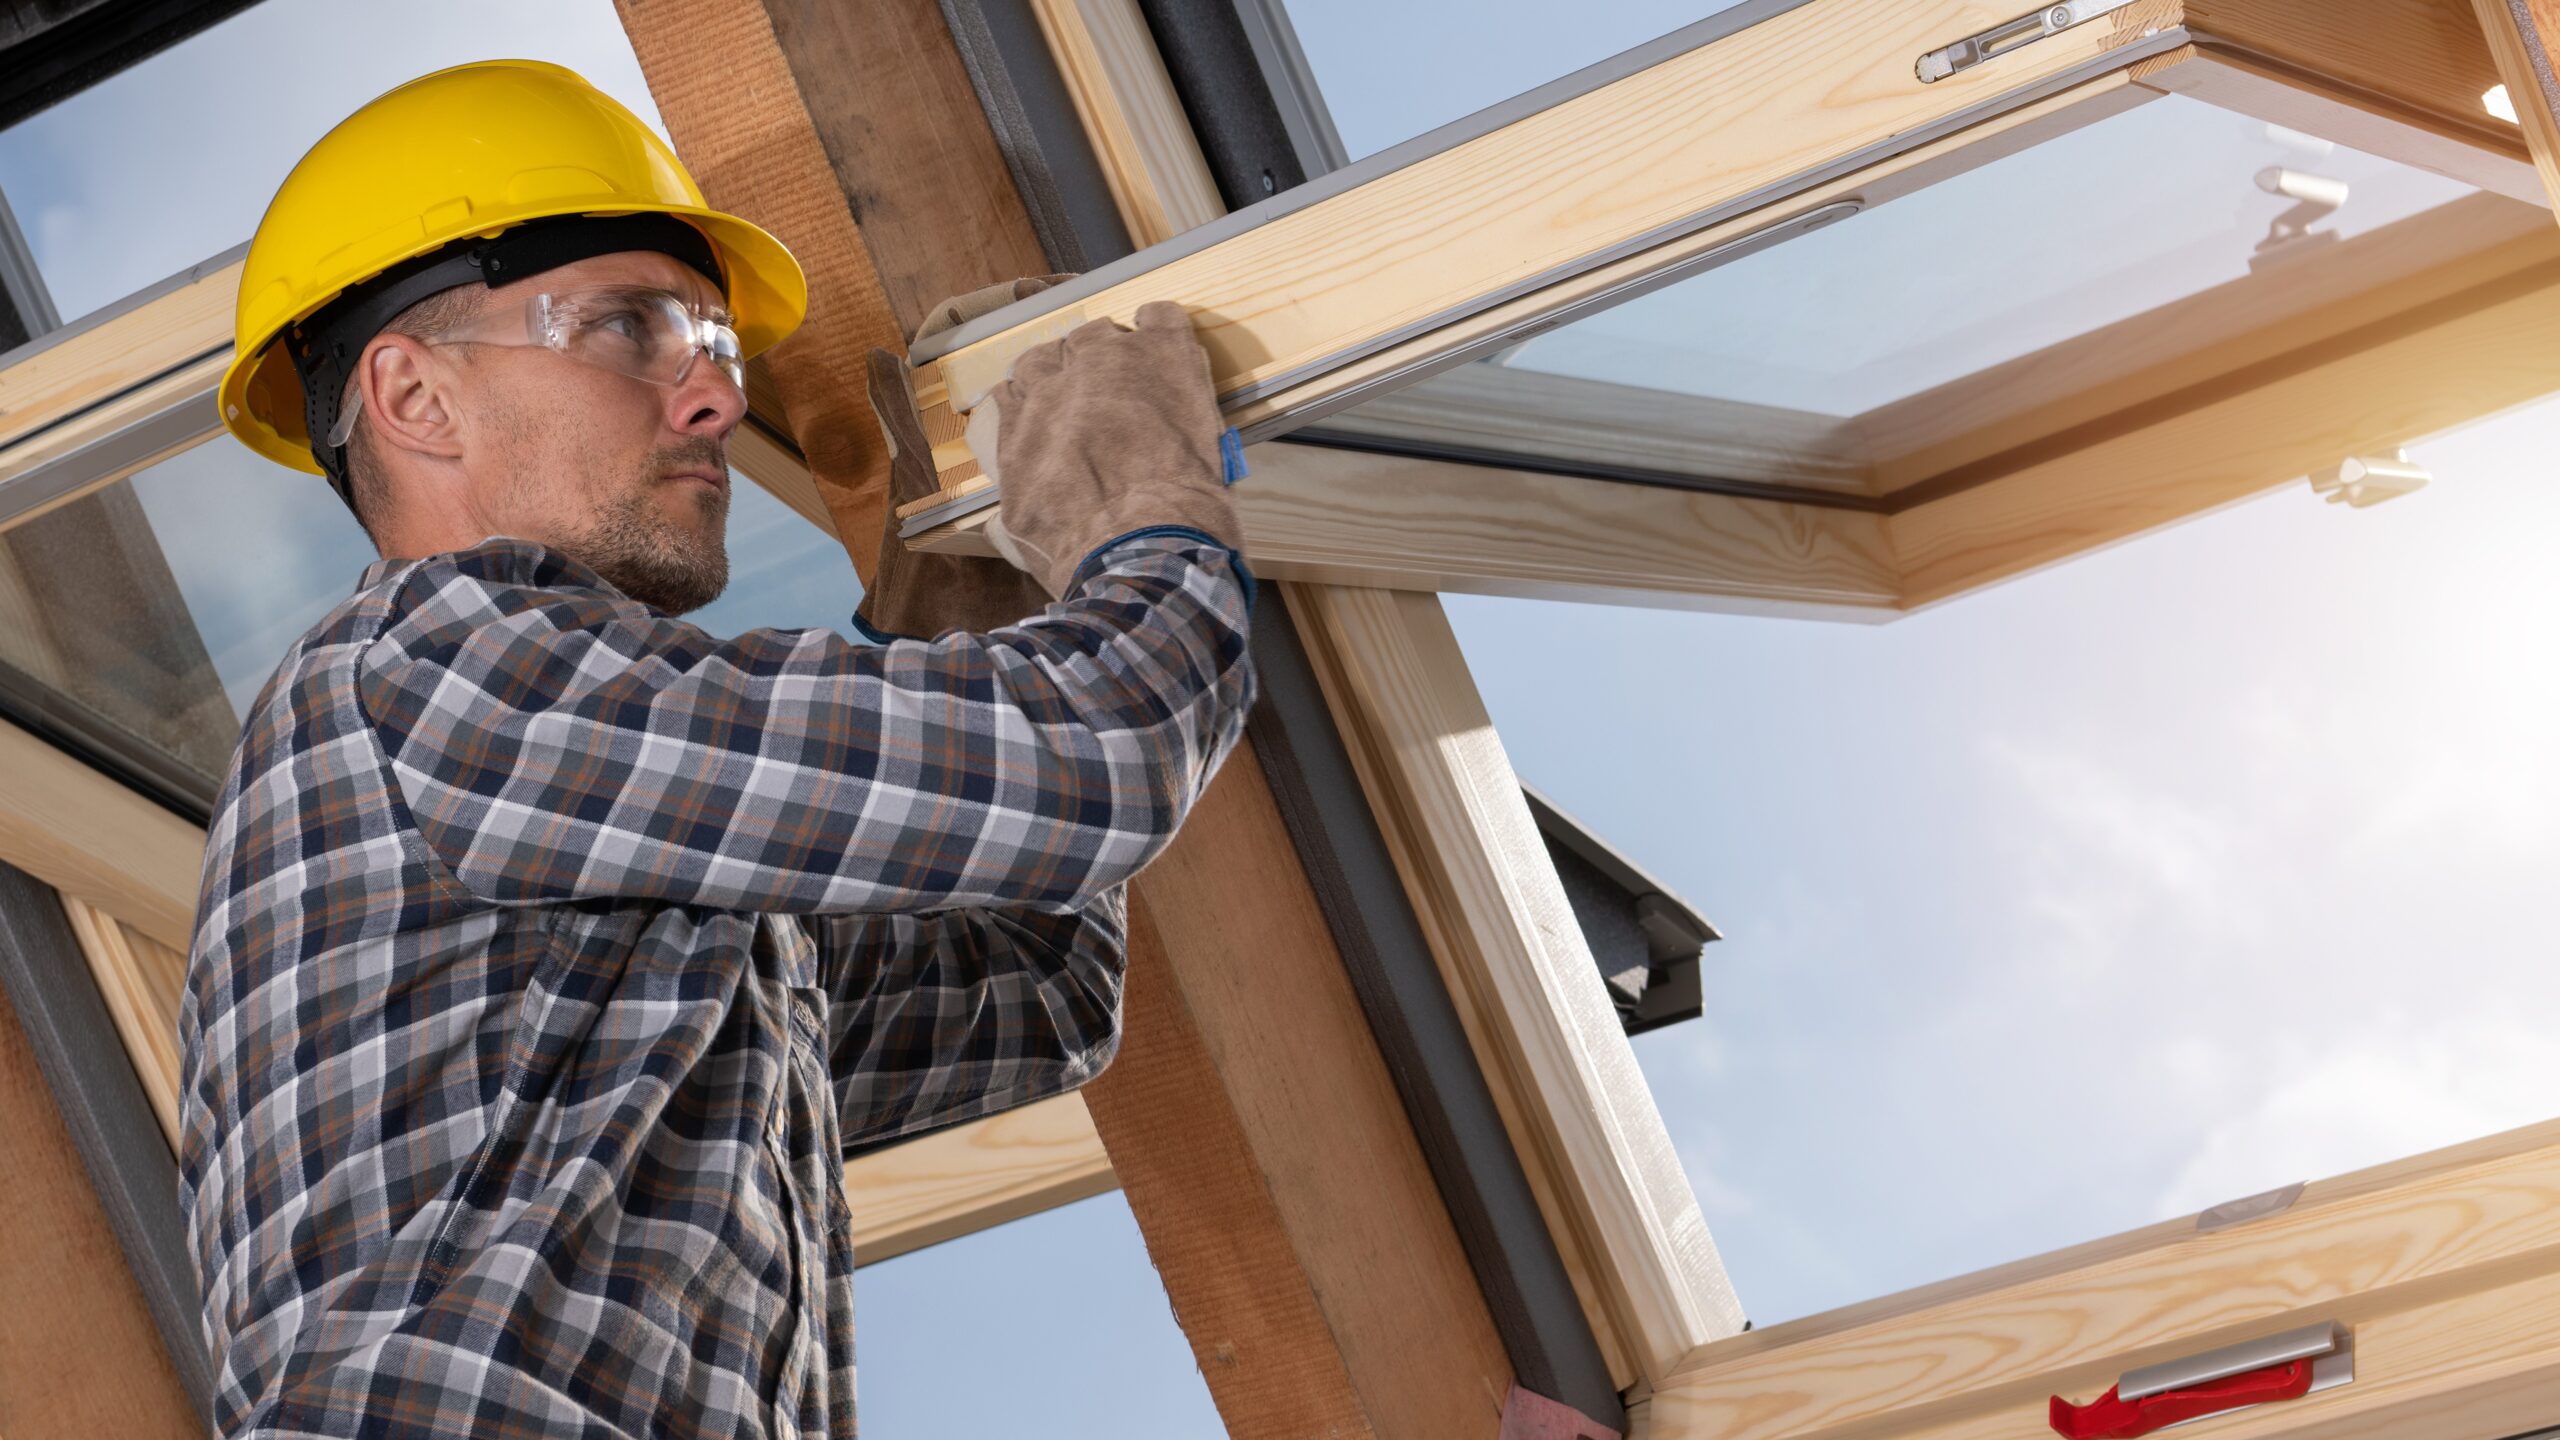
[1919,0,2147,83]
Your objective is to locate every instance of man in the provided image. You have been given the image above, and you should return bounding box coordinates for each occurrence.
[181,59,1255,1439]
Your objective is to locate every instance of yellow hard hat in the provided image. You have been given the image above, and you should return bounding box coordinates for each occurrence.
[220,58,808,479]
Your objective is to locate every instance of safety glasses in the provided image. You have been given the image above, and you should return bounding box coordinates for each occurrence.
[327,284,743,448]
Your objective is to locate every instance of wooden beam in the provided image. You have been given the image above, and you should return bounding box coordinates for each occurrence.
[1026,0,1225,246]
[2472,0,2560,215]
[613,0,906,575]
[843,1092,1114,1264]
[0,716,203,952]
[1100,748,1518,1437]
[910,440,1905,617]
[0,254,236,452]
[1291,585,1744,1388]
[1648,1120,2560,1440]
[0,981,196,1438]
[58,896,185,1150]
[1310,361,1878,498]
[755,0,1060,340]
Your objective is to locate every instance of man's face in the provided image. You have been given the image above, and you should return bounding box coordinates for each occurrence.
[441,250,743,614]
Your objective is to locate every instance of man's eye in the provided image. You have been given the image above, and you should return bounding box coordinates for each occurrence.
[585,307,649,341]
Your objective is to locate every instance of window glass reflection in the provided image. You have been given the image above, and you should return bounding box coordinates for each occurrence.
[1280,0,1765,160]
[0,437,864,812]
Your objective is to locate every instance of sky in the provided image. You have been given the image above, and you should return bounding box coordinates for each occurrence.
[7,0,2560,1433]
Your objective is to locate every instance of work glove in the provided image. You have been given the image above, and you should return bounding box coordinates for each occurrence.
[963,301,1244,598]
[851,275,1073,641]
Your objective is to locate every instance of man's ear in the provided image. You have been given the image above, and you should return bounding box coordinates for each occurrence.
[357,333,466,463]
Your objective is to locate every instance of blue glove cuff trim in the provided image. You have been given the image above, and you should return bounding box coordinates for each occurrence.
[848,609,916,645]
[1218,427,1249,486]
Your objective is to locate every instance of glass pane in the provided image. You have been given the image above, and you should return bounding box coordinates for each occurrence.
[854,1190,1222,1437]
[1500,96,2474,412]
[1309,91,2546,491]
[1281,0,1767,160]
[0,0,666,324]
[1444,392,2560,1326]
[0,439,864,813]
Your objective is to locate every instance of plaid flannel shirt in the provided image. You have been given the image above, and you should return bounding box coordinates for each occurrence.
[179,531,1255,1439]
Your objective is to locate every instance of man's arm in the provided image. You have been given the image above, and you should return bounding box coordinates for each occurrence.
[814,888,1127,1149]
[358,531,1253,916]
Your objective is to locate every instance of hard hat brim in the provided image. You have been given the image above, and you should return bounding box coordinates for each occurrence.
[218,203,809,476]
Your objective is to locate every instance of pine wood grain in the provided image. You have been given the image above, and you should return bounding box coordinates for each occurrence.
[0,984,196,1439]
[1027,0,1224,247]
[0,718,204,952]
[57,896,186,1150]
[1292,584,1745,1387]
[1650,1120,2560,1440]
[0,260,235,452]
[909,442,1905,617]
[843,1092,1115,1264]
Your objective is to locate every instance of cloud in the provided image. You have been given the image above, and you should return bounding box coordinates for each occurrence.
[2153,1018,2558,1219]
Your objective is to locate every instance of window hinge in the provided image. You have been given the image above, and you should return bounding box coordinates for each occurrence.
[1918,0,2146,83]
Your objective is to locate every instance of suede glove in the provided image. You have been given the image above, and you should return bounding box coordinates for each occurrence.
[963,301,1243,598]
[851,275,1073,641]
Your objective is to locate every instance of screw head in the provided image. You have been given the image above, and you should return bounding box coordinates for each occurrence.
[2047,4,2073,25]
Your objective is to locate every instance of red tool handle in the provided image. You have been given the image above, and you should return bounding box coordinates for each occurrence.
[2049,1356,2316,1439]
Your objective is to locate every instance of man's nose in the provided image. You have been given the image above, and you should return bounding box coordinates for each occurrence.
[668,355,748,437]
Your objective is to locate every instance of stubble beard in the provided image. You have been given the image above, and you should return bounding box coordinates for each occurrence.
[561,438,733,615]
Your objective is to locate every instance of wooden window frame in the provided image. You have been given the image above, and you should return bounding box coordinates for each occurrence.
[9,3,2560,1434]
[900,0,2559,619]
[1004,2,2560,1434]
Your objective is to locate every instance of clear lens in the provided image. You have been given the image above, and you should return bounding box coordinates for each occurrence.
[520,285,743,392]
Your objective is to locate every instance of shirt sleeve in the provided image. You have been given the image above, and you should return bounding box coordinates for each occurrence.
[357,534,1254,915]
[815,886,1127,1149]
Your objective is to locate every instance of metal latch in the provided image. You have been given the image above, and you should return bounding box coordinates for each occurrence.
[1918,0,2145,82]
[2050,1322,2353,1439]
